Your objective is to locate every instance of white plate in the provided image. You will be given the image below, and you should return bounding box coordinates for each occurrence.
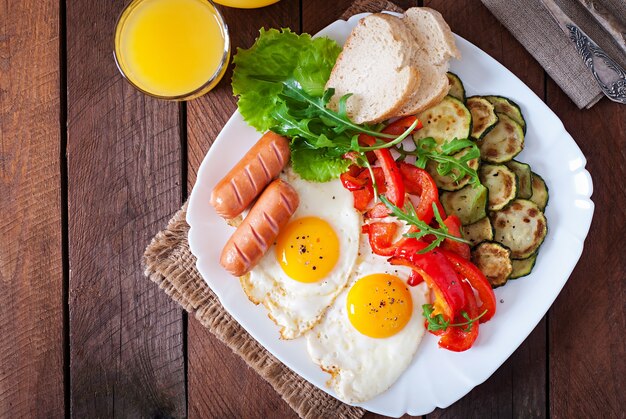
[187,13,594,417]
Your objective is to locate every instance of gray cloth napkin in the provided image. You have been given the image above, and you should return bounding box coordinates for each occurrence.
[481,0,626,109]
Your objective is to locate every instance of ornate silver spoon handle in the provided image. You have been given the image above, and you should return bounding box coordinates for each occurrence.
[567,24,626,104]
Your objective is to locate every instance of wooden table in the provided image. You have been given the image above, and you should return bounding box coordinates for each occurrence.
[1,0,624,417]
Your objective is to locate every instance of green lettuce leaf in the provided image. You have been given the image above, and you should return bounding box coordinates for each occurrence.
[290,140,351,182]
[232,28,341,133]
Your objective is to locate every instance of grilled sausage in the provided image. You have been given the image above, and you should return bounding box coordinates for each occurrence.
[210,132,290,219]
[220,179,299,276]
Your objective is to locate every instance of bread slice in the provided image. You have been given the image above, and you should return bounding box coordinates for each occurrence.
[396,7,461,116]
[325,14,421,124]
[404,7,460,65]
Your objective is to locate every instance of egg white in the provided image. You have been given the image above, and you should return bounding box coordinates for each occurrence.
[306,235,429,403]
[241,168,361,339]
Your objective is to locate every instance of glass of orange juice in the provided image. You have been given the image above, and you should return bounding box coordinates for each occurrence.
[114,0,230,100]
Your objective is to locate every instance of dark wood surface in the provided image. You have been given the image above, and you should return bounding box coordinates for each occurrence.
[1,0,624,418]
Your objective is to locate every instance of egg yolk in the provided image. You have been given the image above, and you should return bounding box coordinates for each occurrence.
[275,217,339,283]
[346,274,413,338]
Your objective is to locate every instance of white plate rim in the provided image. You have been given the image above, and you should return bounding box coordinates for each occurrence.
[186,12,594,417]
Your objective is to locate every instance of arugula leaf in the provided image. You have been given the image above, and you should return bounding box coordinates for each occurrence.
[232,28,341,132]
[290,140,352,182]
[380,197,470,254]
[422,304,488,332]
[397,137,481,186]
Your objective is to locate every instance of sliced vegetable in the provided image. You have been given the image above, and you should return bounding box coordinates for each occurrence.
[425,147,480,191]
[466,96,498,139]
[381,115,423,136]
[413,96,472,146]
[530,172,549,211]
[505,160,532,199]
[461,217,494,247]
[342,166,385,211]
[375,148,405,208]
[446,72,466,102]
[470,242,513,288]
[476,113,524,163]
[391,239,467,321]
[381,198,468,255]
[510,254,537,279]
[437,280,480,352]
[491,199,547,259]
[441,215,471,259]
[479,163,517,211]
[398,163,440,224]
[484,95,526,133]
[439,247,497,323]
[440,184,488,225]
[365,222,400,256]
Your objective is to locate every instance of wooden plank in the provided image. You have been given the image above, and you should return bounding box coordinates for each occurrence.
[186,2,299,418]
[302,0,417,35]
[546,84,625,418]
[424,1,547,418]
[65,0,186,416]
[0,0,65,416]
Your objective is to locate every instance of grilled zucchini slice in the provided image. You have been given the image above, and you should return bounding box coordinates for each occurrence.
[441,184,488,225]
[414,96,472,146]
[466,96,498,139]
[446,72,466,102]
[462,217,494,247]
[484,95,526,133]
[476,113,524,163]
[530,172,549,211]
[426,148,480,191]
[510,254,537,279]
[479,164,517,211]
[505,160,532,199]
[471,242,513,288]
[491,199,547,259]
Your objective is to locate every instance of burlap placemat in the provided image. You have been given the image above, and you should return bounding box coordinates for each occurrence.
[142,4,402,419]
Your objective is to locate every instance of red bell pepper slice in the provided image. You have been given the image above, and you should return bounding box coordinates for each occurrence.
[366,223,419,256]
[340,168,367,191]
[358,134,404,207]
[366,222,399,256]
[390,239,466,321]
[440,215,471,260]
[342,167,387,211]
[437,279,480,352]
[408,270,424,286]
[398,163,440,224]
[439,248,497,323]
[381,116,423,136]
[353,187,373,211]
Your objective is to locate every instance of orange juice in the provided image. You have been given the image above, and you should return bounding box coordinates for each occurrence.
[213,0,278,7]
[114,0,229,99]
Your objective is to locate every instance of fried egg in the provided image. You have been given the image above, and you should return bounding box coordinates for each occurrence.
[306,236,429,403]
[241,168,361,339]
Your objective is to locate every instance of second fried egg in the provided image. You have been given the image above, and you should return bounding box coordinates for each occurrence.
[306,235,429,403]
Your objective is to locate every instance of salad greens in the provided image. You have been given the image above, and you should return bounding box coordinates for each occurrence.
[232,28,474,185]
[380,197,470,254]
[232,28,418,182]
[422,304,488,332]
[396,137,481,187]
[232,28,341,133]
